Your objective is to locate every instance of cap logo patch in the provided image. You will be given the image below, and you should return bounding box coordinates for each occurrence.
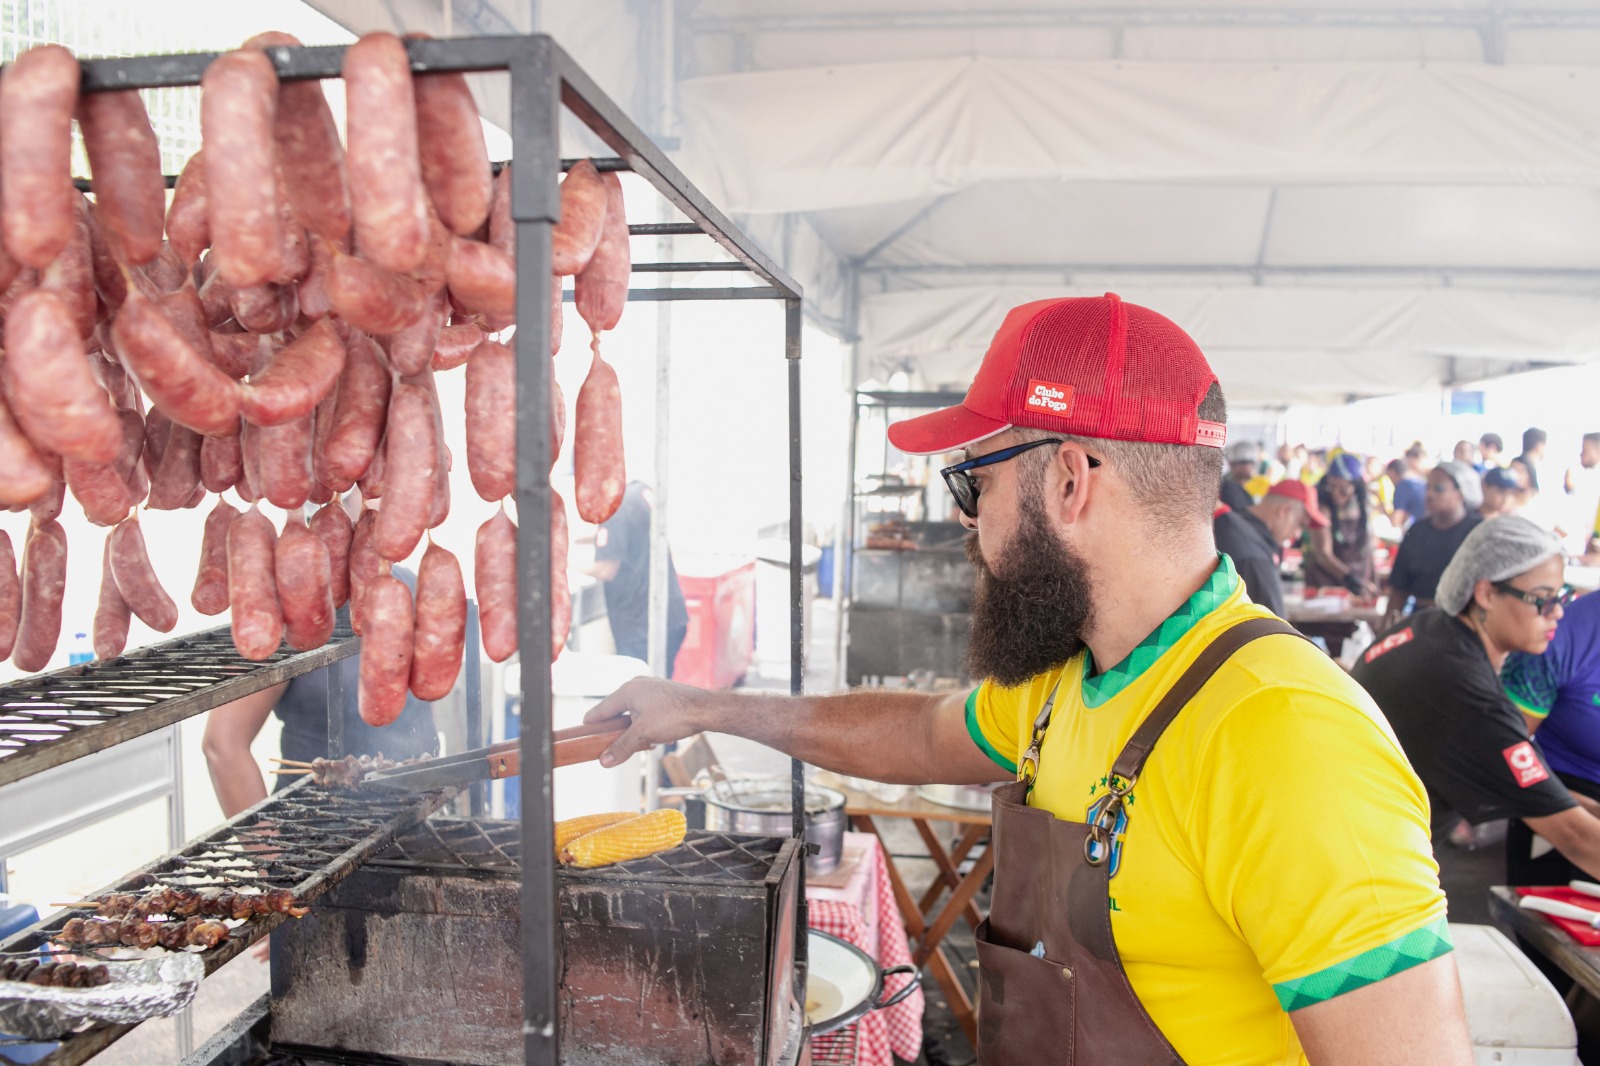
[1502,741,1550,788]
[1025,380,1075,418]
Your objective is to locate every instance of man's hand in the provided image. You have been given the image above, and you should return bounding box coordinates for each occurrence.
[584,678,729,768]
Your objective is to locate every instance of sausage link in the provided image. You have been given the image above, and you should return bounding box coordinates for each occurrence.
[551,377,567,469]
[40,196,96,341]
[242,31,352,242]
[239,318,346,427]
[14,519,67,672]
[0,391,55,506]
[326,251,429,335]
[276,516,334,651]
[111,289,243,437]
[143,244,190,295]
[66,457,135,526]
[229,282,298,335]
[93,534,131,661]
[359,572,414,726]
[573,347,626,523]
[114,407,149,507]
[552,487,571,662]
[432,320,485,371]
[487,164,513,257]
[372,384,437,560]
[201,50,283,288]
[464,340,514,502]
[77,89,164,265]
[192,497,237,616]
[147,424,203,510]
[297,233,341,320]
[28,479,64,526]
[409,539,465,700]
[3,290,123,463]
[311,386,349,493]
[408,38,491,236]
[402,368,450,529]
[347,506,381,634]
[323,330,390,482]
[551,273,564,357]
[159,287,220,370]
[551,159,608,276]
[207,331,265,381]
[85,202,129,311]
[573,172,630,335]
[257,413,314,509]
[165,151,210,267]
[445,236,514,319]
[344,33,429,275]
[272,168,311,285]
[199,425,244,494]
[309,501,354,609]
[109,516,178,632]
[380,285,445,378]
[475,508,518,663]
[236,421,261,503]
[227,506,283,660]
[357,431,387,500]
[196,260,236,329]
[0,45,79,269]
[0,530,19,661]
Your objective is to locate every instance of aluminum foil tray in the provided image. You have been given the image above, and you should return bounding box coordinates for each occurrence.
[0,952,203,1040]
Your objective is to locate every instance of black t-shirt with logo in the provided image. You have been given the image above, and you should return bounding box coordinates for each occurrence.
[1351,607,1574,836]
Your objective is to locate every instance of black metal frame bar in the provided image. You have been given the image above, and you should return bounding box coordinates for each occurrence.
[7,33,806,1066]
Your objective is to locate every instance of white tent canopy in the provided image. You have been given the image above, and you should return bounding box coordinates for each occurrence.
[306,0,1600,406]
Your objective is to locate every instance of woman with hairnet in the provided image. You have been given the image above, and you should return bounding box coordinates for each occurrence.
[1383,459,1484,629]
[1353,516,1591,912]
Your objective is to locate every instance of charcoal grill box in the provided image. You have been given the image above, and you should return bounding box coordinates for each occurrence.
[270,820,803,1065]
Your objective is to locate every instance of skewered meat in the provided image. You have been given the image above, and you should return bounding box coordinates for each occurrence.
[0,956,110,987]
[296,752,433,789]
[80,885,307,921]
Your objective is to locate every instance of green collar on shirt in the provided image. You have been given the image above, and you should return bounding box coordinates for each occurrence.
[1080,554,1239,708]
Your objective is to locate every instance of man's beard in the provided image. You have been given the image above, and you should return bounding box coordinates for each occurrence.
[965,495,1095,687]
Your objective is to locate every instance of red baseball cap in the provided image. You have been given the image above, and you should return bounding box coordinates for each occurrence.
[1265,480,1330,529]
[887,293,1226,456]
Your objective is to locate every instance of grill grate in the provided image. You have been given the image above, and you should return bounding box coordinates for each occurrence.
[370,819,790,885]
[0,624,357,787]
[0,778,455,1066]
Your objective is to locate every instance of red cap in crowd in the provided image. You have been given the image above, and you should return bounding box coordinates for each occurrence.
[887,293,1226,456]
[1265,480,1330,529]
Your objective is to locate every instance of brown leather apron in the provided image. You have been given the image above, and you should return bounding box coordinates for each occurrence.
[975,617,1302,1065]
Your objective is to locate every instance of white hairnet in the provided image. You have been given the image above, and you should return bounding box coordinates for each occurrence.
[1435,515,1561,615]
[1436,460,1484,511]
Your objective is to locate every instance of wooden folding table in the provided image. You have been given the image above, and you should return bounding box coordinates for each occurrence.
[829,783,993,1045]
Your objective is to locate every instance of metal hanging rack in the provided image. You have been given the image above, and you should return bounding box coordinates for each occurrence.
[0,32,805,1066]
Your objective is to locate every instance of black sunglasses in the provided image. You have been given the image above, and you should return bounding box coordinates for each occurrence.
[1492,581,1577,618]
[939,439,1101,519]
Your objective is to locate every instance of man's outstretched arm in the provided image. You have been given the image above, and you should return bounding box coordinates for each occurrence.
[585,680,1007,786]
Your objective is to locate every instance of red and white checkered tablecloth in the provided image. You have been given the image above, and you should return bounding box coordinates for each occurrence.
[808,835,924,1066]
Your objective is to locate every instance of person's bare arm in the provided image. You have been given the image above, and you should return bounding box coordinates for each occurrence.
[1305,526,1343,579]
[201,682,287,818]
[1523,805,1600,881]
[1290,954,1473,1065]
[1521,709,1545,736]
[585,679,1007,785]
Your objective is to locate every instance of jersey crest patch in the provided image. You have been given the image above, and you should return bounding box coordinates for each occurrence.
[1502,741,1551,788]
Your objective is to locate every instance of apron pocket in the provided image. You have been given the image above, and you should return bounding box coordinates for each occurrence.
[975,920,1077,1064]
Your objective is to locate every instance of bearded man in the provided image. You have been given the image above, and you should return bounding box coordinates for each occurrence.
[585,294,1472,1065]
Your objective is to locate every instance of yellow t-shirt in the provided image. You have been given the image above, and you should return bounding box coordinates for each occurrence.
[966,555,1449,1065]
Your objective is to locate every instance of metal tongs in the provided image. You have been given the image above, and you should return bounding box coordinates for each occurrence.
[359,717,631,792]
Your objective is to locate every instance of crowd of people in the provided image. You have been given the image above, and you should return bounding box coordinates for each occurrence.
[1217,426,1600,920]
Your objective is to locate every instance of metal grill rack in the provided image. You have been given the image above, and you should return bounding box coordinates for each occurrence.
[0,622,356,787]
[0,32,806,1066]
[0,779,457,1066]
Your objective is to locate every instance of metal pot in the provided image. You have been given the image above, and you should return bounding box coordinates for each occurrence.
[805,930,920,1035]
[701,779,847,875]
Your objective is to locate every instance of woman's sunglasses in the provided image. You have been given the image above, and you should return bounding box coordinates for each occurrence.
[1493,581,1578,618]
[939,439,1100,519]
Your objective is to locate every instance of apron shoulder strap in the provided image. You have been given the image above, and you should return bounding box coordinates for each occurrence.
[1108,616,1305,785]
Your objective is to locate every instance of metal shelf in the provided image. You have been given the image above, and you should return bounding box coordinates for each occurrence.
[0,778,457,1066]
[0,32,807,1066]
[0,624,357,788]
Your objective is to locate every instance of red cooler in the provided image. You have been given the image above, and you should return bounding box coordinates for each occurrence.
[672,556,756,689]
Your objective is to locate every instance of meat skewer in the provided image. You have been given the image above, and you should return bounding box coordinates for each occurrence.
[64,885,307,921]
[57,914,230,950]
[0,956,111,987]
[269,752,433,788]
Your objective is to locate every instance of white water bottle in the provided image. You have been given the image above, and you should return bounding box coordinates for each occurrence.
[68,631,93,665]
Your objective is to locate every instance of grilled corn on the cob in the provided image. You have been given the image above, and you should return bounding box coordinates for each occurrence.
[560,808,687,868]
[553,811,636,856]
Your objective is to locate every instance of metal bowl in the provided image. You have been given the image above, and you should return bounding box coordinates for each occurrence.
[702,780,848,875]
[805,930,919,1035]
